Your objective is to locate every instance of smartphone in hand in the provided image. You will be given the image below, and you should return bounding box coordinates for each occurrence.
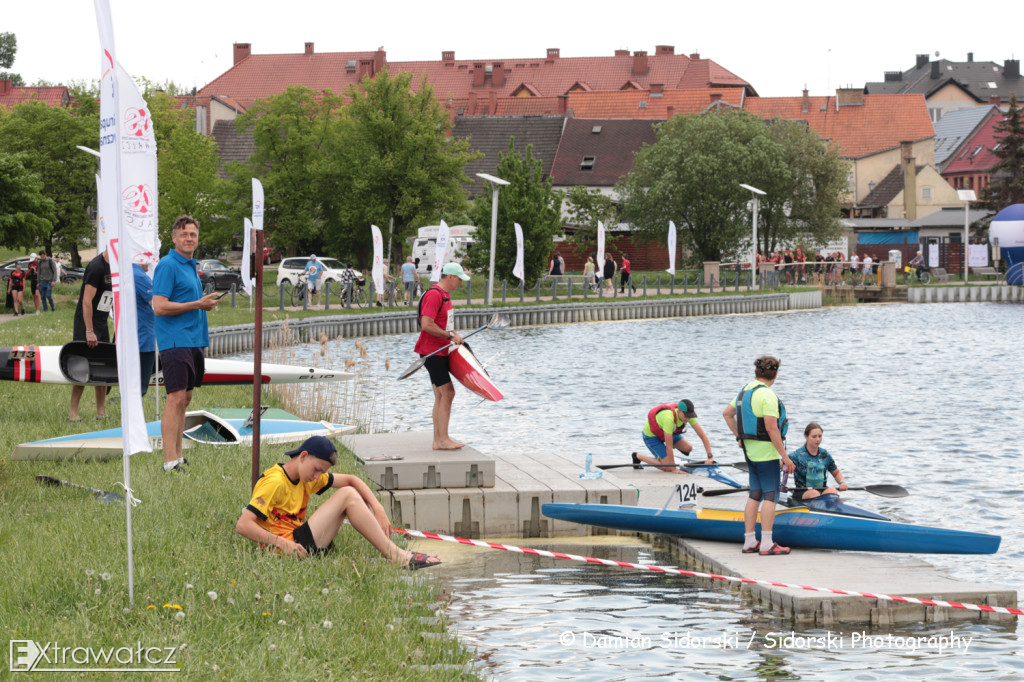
[213,290,230,300]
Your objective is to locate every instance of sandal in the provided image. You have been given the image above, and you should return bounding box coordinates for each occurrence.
[405,551,442,571]
[631,452,641,470]
[760,543,791,556]
[741,541,761,554]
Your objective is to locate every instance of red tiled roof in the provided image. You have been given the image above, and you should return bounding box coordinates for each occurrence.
[0,83,70,108]
[743,94,934,159]
[196,45,752,110]
[566,88,745,119]
[941,112,1006,174]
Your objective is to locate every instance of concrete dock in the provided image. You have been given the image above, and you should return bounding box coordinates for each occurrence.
[344,432,1017,626]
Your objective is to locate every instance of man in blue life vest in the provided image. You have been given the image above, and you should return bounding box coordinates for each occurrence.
[634,399,715,473]
[722,355,796,556]
[414,263,470,450]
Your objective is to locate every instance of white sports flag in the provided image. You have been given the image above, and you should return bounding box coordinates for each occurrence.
[371,224,385,293]
[513,222,525,283]
[252,178,264,231]
[241,218,254,295]
[666,221,677,275]
[432,220,450,282]
[596,221,606,266]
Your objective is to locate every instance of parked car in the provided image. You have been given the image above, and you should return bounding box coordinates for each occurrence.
[0,258,31,283]
[275,257,359,288]
[197,259,244,291]
[60,265,86,283]
[263,243,283,265]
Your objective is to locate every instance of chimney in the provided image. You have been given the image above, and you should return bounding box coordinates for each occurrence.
[902,141,917,221]
[468,92,477,115]
[666,105,675,118]
[492,62,505,87]
[650,83,664,96]
[967,52,974,62]
[930,61,940,79]
[689,53,700,60]
[442,50,455,63]
[233,43,251,65]
[547,48,560,59]
[558,94,568,115]
[473,63,485,87]
[916,54,929,69]
[1,78,11,94]
[632,50,648,76]
[836,87,864,106]
[884,71,902,82]
[709,92,722,102]
[304,42,314,55]
[1005,59,1021,80]
[358,59,374,79]
[488,90,497,114]
[801,88,810,113]
[990,95,1003,105]
[615,49,629,57]
[656,45,675,56]
[374,47,386,75]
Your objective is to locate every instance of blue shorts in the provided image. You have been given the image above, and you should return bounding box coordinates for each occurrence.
[747,459,781,495]
[642,432,684,460]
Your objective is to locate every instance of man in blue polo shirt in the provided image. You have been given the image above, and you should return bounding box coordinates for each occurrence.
[153,215,219,472]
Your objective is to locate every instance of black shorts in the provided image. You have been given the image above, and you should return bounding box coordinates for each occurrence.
[423,353,452,387]
[159,346,205,394]
[73,316,111,343]
[30,281,38,295]
[292,521,333,556]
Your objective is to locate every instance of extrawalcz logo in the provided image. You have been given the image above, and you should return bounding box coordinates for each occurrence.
[10,639,180,673]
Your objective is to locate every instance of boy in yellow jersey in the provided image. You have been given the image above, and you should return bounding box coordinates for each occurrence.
[235,436,440,570]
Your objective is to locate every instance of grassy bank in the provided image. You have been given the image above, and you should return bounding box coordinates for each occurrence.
[0,315,476,680]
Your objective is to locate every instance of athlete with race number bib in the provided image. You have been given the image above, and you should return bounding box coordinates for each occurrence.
[68,252,114,422]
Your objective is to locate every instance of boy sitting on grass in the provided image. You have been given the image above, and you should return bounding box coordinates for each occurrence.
[236,436,440,570]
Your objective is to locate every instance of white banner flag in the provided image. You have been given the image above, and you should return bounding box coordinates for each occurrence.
[968,243,988,268]
[928,243,940,268]
[666,221,677,275]
[596,221,605,267]
[252,178,264,231]
[431,220,450,282]
[371,224,384,293]
[513,222,525,283]
[241,218,254,295]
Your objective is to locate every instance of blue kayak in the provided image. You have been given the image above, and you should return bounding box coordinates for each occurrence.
[541,503,1001,555]
[784,492,889,521]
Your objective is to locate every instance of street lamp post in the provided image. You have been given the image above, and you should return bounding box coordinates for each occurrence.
[475,172,510,305]
[957,189,976,284]
[740,184,766,283]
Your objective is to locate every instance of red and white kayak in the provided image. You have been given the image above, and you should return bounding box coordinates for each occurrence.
[448,342,503,401]
[1,342,353,386]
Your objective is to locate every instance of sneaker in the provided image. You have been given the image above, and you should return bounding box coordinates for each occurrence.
[165,458,189,473]
[760,542,790,556]
[631,452,641,470]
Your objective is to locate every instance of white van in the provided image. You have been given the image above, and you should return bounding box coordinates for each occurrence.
[410,224,477,275]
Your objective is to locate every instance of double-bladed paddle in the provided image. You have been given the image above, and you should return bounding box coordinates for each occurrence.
[702,484,908,498]
[397,313,511,380]
[36,474,124,504]
[598,459,750,472]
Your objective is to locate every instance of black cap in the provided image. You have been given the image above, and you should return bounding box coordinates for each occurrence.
[285,436,337,462]
[677,399,697,418]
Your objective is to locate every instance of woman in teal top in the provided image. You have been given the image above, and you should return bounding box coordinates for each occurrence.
[789,422,848,501]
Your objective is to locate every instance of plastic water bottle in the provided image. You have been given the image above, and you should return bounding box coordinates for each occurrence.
[580,452,603,479]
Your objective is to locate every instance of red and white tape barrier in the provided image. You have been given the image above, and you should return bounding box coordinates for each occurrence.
[397,528,1021,617]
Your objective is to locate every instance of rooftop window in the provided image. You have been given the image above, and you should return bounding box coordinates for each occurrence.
[580,156,596,172]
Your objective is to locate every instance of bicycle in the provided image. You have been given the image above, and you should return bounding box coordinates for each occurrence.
[341,276,368,308]
[289,274,309,307]
[904,264,930,285]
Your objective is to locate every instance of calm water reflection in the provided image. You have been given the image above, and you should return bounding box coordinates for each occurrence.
[249,302,1024,679]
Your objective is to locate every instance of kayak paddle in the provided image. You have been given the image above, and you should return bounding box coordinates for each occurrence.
[398,313,511,380]
[703,484,908,498]
[36,475,124,504]
[598,459,749,471]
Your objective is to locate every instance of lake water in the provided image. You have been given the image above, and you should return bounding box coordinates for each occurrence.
[244,302,1024,679]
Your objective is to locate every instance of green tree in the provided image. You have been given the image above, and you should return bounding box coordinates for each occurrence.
[0,32,22,87]
[753,119,848,254]
[325,69,476,267]
[982,95,1024,210]
[0,152,55,247]
[227,86,347,255]
[462,139,562,286]
[0,101,97,264]
[561,185,617,257]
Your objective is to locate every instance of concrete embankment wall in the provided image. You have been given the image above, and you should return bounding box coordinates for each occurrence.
[208,291,822,356]
[908,285,1023,303]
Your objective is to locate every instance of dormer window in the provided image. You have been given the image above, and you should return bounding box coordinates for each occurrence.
[580,156,596,171]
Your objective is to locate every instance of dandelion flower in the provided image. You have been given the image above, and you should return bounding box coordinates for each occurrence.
[386,623,394,631]
[262,612,271,617]
[230,580,237,586]
[278,619,287,626]
[322,620,333,629]
[186,584,194,591]
[227,598,235,605]
[147,605,156,610]
[163,604,182,610]
[207,591,218,601]
[174,611,185,621]
[101,572,111,581]
[321,588,329,595]
[122,607,130,614]
[268,644,277,652]
[255,592,261,601]
[85,569,95,577]
[95,588,101,595]
[283,593,294,604]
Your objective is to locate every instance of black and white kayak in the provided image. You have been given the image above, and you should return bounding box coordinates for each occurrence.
[13,408,357,461]
[1,342,352,386]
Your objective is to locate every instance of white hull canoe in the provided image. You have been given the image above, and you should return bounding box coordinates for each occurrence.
[13,409,357,461]
[1,342,353,386]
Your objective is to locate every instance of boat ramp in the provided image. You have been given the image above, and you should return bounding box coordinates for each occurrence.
[345,432,1017,626]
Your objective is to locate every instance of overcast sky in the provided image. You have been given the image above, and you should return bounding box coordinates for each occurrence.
[6,0,1021,98]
